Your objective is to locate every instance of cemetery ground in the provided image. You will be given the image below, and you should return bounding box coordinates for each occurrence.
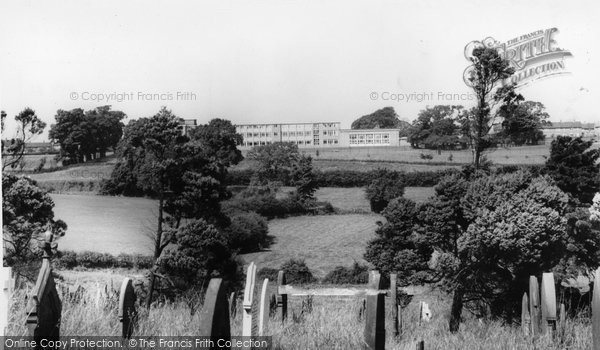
[6,270,593,349]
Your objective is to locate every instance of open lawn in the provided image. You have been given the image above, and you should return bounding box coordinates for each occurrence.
[240,214,380,278]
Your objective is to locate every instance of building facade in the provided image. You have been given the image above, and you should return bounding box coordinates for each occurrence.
[236,122,340,148]
[338,128,401,147]
[541,122,596,139]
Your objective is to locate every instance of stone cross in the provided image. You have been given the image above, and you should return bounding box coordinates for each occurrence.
[364,270,385,350]
[258,278,269,336]
[242,262,258,342]
[592,267,600,350]
[118,278,137,339]
[540,272,557,335]
[276,270,287,322]
[528,276,540,336]
[199,278,231,349]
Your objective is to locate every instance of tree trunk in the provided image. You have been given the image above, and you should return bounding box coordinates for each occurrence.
[146,193,164,309]
[449,287,464,333]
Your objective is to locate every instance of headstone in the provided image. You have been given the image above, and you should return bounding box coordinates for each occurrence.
[229,292,237,319]
[277,270,287,322]
[1,266,13,336]
[420,302,432,322]
[529,276,540,336]
[26,259,61,349]
[521,293,530,336]
[258,279,269,336]
[242,262,258,342]
[364,270,385,350]
[118,278,137,339]
[540,272,557,335]
[390,273,399,337]
[558,303,566,343]
[199,278,231,349]
[592,268,600,350]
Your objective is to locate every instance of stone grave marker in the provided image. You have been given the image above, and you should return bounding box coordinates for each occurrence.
[390,273,399,337]
[528,276,540,336]
[277,270,287,322]
[521,293,530,336]
[26,258,62,347]
[364,270,385,350]
[242,262,258,341]
[593,267,600,350]
[540,272,557,335]
[118,278,137,339]
[199,278,231,349]
[258,278,269,336]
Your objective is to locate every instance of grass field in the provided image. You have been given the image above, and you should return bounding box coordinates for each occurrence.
[240,214,380,278]
[6,273,593,349]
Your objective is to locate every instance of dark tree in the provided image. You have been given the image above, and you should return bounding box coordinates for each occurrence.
[290,155,318,201]
[408,105,465,150]
[498,100,550,145]
[462,46,519,168]
[247,142,300,183]
[351,107,409,134]
[545,136,600,204]
[365,169,405,213]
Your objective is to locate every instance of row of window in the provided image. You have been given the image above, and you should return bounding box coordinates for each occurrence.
[349,133,391,145]
[243,130,338,138]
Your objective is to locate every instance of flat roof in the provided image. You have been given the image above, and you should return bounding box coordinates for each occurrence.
[235,122,340,126]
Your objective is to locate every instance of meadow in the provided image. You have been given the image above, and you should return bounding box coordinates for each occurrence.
[6,275,593,349]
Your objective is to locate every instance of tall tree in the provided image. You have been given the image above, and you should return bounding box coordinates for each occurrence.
[247,142,300,183]
[462,47,519,168]
[409,105,464,149]
[351,107,409,133]
[498,100,550,145]
[1,108,47,171]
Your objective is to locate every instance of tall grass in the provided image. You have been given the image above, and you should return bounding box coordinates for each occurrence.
[7,281,592,349]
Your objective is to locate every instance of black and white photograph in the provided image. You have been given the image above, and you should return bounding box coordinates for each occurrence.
[1,1,599,349]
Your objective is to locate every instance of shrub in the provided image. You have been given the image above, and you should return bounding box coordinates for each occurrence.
[322,262,369,284]
[54,250,153,269]
[257,267,280,282]
[226,212,270,253]
[420,153,433,160]
[280,259,316,284]
[365,169,405,213]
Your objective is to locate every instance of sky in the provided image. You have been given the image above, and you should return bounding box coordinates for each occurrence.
[1,0,599,141]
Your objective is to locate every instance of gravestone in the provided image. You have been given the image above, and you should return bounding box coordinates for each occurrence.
[540,272,557,335]
[558,303,566,343]
[258,279,269,336]
[229,292,237,319]
[528,276,540,336]
[199,278,231,349]
[521,293,530,336]
[118,278,137,339]
[242,262,258,342]
[593,268,600,350]
[277,270,287,322]
[26,259,61,348]
[364,270,385,350]
[390,273,399,337]
[1,266,13,336]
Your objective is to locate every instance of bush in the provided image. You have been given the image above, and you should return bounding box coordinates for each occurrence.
[322,262,369,284]
[54,250,154,270]
[365,169,405,213]
[226,212,270,253]
[280,259,316,284]
[257,267,280,282]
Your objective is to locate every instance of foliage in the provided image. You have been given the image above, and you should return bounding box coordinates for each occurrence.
[2,174,67,264]
[247,142,300,183]
[54,250,154,270]
[223,184,310,219]
[590,193,600,223]
[49,106,125,164]
[280,259,316,284]
[545,136,600,204]
[498,100,550,145]
[322,262,370,284]
[290,155,318,201]
[365,169,405,213]
[351,107,410,136]
[225,211,270,253]
[1,108,47,171]
[159,219,240,289]
[462,46,520,168]
[408,105,466,150]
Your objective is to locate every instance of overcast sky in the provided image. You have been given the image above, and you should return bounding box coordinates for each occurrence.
[1,0,599,140]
